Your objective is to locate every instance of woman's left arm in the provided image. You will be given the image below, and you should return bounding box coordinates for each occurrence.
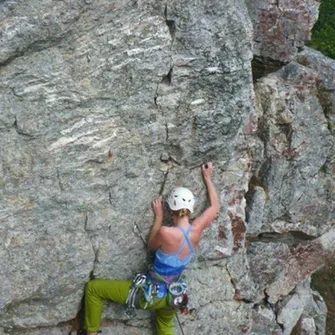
[147,198,164,250]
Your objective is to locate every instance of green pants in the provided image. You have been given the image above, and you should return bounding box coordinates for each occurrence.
[84,279,176,335]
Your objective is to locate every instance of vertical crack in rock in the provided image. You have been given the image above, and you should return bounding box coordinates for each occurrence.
[154,66,174,117]
[225,263,239,299]
[56,170,64,192]
[245,175,269,226]
[154,83,159,106]
[84,214,88,231]
[154,82,164,117]
[165,123,169,143]
[279,122,293,149]
[263,289,284,331]
[317,86,334,132]
[84,214,100,276]
[153,4,175,137]
[162,67,173,85]
[164,4,176,43]
[159,170,169,196]
[108,191,113,206]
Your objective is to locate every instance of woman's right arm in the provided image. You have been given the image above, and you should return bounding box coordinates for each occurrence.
[192,162,220,233]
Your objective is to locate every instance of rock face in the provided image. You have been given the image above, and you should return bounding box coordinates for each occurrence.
[0,1,333,335]
[245,0,320,62]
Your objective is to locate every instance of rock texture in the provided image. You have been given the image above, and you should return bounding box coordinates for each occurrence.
[0,0,334,334]
[246,0,320,62]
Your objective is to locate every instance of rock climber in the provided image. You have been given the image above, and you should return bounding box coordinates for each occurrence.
[84,162,220,335]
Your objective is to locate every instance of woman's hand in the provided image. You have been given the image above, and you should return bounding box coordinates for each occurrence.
[152,197,164,219]
[148,197,164,249]
[192,161,220,234]
[202,161,214,181]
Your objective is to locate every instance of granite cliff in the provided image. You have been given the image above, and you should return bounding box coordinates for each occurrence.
[0,0,334,334]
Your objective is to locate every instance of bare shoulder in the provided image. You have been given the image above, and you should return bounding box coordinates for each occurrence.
[159,226,171,236]
[159,226,178,239]
[160,226,183,246]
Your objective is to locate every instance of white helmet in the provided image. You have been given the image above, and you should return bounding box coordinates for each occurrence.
[167,187,195,213]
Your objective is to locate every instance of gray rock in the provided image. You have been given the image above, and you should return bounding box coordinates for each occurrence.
[302,289,327,335]
[246,0,320,62]
[0,0,333,334]
[246,186,267,235]
[250,304,283,335]
[247,242,291,301]
[277,293,306,335]
[249,62,333,237]
[265,228,335,304]
[0,0,255,331]
[1,325,72,335]
[300,317,317,335]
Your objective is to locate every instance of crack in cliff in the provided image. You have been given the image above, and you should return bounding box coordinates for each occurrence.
[316,86,334,133]
[246,230,317,247]
[263,289,285,331]
[10,87,24,100]
[12,116,37,139]
[108,191,113,206]
[56,169,64,192]
[84,213,89,231]
[154,82,159,106]
[0,51,25,68]
[164,4,176,44]
[84,214,100,277]
[165,122,169,143]
[159,170,169,196]
[0,4,91,68]
[162,67,173,85]
[0,34,70,68]
[245,174,269,226]
[152,3,176,149]
[252,56,286,81]
[225,263,239,298]
[154,66,174,117]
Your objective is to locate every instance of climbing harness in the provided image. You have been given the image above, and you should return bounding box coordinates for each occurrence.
[125,272,189,315]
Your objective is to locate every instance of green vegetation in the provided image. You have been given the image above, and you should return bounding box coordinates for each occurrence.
[311,260,335,334]
[308,0,335,59]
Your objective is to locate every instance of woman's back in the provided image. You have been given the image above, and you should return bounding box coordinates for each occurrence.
[153,224,196,276]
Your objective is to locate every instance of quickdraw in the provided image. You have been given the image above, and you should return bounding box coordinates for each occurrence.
[125,273,147,317]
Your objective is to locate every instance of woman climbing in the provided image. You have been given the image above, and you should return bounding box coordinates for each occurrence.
[84,162,220,335]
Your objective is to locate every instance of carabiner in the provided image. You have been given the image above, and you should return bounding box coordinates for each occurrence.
[133,222,147,246]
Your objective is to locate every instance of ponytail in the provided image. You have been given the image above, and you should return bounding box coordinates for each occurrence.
[171,208,190,218]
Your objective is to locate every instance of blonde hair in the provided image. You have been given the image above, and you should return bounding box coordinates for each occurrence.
[170,208,190,218]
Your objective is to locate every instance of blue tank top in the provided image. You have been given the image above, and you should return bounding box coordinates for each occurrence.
[152,225,195,276]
